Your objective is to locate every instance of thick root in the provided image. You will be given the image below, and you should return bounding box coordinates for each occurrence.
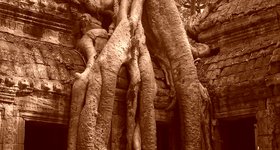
[198,83,213,150]
[133,122,141,150]
[67,77,88,150]
[145,0,202,149]
[126,47,141,150]
[93,18,132,149]
[137,23,157,150]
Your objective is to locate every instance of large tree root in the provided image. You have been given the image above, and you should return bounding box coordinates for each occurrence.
[126,43,140,150]
[68,0,212,149]
[145,0,203,149]
[77,18,132,150]
[137,23,157,150]
[68,27,103,150]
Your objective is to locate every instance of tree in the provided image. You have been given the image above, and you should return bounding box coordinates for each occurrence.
[67,0,211,149]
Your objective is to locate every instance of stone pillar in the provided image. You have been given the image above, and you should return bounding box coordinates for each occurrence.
[256,98,280,150]
[0,77,24,150]
[0,109,2,150]
[16,117,25,150]
[2,104,18,150]
[211,119,222,150]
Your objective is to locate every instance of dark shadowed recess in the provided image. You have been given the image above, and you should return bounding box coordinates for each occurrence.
[24,121,68,150]
[220,117,256,150]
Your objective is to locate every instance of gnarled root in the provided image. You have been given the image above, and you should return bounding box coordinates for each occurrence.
[126,46,140,150]
[68,29,99,150]
[137,23,157,150]
[198,83,213,150]
[133,122,141,150]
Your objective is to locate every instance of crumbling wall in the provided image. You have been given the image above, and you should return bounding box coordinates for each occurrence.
[195,0,280,149]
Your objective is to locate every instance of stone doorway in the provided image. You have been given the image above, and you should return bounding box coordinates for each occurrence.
[24,121,68,150]
[220,117,256,150]
[156,120,181,150]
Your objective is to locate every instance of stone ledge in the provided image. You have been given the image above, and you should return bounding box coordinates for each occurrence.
[215,106,258,118]
[191,0,280,38]
[0,2,75,46]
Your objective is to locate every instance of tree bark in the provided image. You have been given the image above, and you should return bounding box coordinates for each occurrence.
[77,19,132,150]
[137,23,157,150]
[68,0,206,149]
[145,0,202,149]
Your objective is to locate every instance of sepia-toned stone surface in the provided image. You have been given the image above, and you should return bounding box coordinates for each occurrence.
[195,0,280,149]
[0,0,279,149]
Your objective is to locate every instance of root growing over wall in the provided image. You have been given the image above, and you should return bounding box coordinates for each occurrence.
[68,0,213,149]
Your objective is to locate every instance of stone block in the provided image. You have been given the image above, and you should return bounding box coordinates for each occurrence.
[23,64,36,78]
[67,50,84,66]
[273,85,280,96]
[211,79,219,86]
[258,136,273,149]
[268,62,280,75]
[207,69,221,79]
[2,144,14,150]
[206,70,213,79]
[44,58,56,66]
[13,51,25,64]
[218,77,228,86]
[13,63,25,77]
[34,53,44,64]
[263,55,271,65]
[253,68,267,79]
[270,54,280,63]
[246,59,256,71]
[204,57,213,64]
[216,86,228,97]
[253,88,273,98]
[216,60,225,69]
[254,57,265,68]
[51,48,64,62]
[37,64,48,79]
[226,74,236,85]
[47,65,60,80]
[23,53,35,64]
[209,56,219,64]
[207,63,218,70]
[236,62,247,73]
[221,67,231,76]
[230,64,240,75]
[0,61,15,76]
[57,64,70,81]
[223,58,234,67]
[250,51,260,60]
[239,71,253,82]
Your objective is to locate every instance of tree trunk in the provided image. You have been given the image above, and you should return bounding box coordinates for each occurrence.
[68,0,205,149]
[145,0,202,149]
[77,19,132,150]
[137,23,157,150]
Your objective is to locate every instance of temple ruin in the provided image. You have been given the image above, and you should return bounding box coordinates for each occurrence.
[0,0,279,150]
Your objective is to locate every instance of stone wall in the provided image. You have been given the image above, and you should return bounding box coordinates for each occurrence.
[196,0,280,149]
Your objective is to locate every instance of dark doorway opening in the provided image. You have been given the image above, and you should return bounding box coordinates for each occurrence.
[24,121,68,150]
[156,119,181,150]
[157,122,169,150]
[220,117,256,150]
